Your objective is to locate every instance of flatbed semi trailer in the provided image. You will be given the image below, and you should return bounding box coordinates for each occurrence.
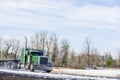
[0,59,20,69]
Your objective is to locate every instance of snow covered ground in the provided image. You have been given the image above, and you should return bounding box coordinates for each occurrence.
[52,68,120,79]
[0,69,120,80]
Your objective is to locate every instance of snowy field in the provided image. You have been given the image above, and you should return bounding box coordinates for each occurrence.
[52,68,120,78]
[0,69,120,80]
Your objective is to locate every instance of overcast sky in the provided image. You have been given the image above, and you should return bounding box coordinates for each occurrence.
[0,0,120,58]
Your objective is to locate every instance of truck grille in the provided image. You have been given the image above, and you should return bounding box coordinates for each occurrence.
[40,57,48,65]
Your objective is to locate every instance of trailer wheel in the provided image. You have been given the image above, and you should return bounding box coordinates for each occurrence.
[7,62,14,69]
[30,64,34,72]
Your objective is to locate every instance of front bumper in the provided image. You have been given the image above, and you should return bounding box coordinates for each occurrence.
[33,64,53,72]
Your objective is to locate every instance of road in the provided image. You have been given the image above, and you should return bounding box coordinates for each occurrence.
[0,69,119,80]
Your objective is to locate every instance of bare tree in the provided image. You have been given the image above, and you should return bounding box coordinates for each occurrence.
[91,48,103,67]
[3,39,12,59]
[46,34,53,59]
[51,34,59,66]
[10,39,20,59]
[114,53,120,67]
[91,48,97,67]
[31,31,47,51]
[118,53,120,67]
[84,38,93,67]
[61,39,70,67]
[2,39,20,59]
[0,37,2,59]
[115,51,120,67]
[78,53,88,68]
[31,33,40,49]
[69,50,76,68]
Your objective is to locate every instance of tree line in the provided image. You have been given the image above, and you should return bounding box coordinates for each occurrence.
[0,31,120,69]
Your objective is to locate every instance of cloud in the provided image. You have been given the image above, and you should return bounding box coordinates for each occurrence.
[111,41,120,49]
[0,0,120,32]
[75,0,120,7]
[65,4,120,30]
[0,0,76,30]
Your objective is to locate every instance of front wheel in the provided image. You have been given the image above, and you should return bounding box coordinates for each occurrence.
[46,71,51,73]
[30,64,34,72]
[18,63,21,69]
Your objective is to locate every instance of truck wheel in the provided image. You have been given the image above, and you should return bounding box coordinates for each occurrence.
[18,63,21,69]
[46,71,51,73]
[30,64,34,72]
[7,62,14,69]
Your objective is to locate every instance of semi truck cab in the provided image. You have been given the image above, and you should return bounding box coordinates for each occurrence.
[20,48,53,73]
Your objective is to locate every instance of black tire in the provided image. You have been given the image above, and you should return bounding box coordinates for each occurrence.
[46,71,51,73]
[7,62,14,69]
[18,63,21,69]
[30,64,34,72]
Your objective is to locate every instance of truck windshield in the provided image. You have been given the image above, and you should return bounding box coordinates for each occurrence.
[31,51,43,56]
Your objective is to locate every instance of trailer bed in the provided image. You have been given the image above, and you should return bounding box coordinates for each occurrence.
[0,59,20,69]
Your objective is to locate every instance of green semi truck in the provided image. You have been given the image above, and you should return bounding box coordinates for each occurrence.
[19,48,53,73]
[0,37,53,73]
